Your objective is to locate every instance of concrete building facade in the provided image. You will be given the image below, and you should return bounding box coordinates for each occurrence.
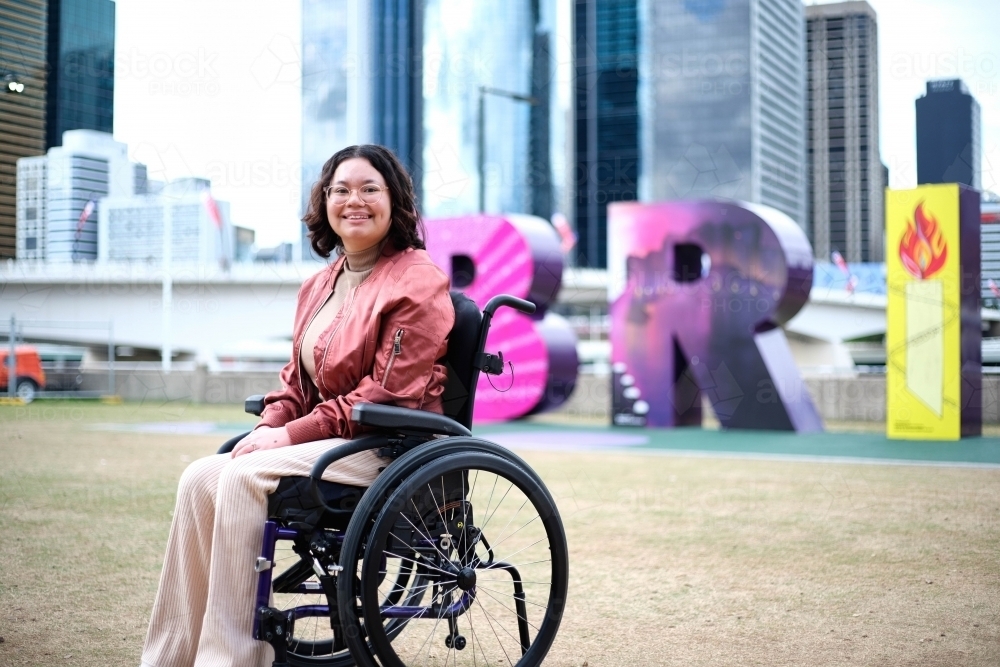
[806,1,882,262]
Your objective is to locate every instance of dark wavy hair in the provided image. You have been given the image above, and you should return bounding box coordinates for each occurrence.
[303,144,426,258]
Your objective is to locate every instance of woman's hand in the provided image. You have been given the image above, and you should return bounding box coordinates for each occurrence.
[232,426,293,458]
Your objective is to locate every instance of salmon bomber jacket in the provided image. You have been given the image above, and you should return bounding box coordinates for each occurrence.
[255,244,455,444]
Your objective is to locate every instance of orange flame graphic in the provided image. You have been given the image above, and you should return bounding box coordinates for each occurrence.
[899,203,947,279]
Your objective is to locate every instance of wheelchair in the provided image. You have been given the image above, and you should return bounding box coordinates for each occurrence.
[218,292,569,667]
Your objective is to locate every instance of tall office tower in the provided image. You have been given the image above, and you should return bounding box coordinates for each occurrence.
[45,0,115,149]
[371,0,423,177]
[806,1,882,262]
[300,0,423,259]
[916,79,981,189]
[528,0,558,222]
[0,0,47,259]
[16,130,144,261]
[573,0,639,270]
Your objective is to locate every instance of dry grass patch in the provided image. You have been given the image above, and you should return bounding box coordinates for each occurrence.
[1,403,999,666]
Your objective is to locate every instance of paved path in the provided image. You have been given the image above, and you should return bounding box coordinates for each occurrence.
[475,422,1000,467]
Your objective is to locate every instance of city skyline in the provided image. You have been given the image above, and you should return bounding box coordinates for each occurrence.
[107,0,999,248]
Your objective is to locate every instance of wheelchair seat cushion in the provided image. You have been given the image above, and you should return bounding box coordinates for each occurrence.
[268,476,366,532]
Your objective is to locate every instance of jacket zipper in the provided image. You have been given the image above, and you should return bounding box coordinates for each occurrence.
[317,287,358,399]
[297,286,336,401]
[381,329,405,388]
[297,258,348,401]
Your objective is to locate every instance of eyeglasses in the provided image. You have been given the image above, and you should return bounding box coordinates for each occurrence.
[323,184,386,205]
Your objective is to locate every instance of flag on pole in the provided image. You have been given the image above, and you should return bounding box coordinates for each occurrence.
[72,199,96,262]
[201,189,223,230]
[831,250,849,275]
[845,274,858,295]
[551,212,577,255]
[77,199,96,233]
[831,250,858,294]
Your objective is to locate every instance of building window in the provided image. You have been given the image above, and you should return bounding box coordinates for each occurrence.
[26,238,37,250]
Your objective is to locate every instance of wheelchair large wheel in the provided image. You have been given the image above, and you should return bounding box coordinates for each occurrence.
[361,451,568,667]
[337,438,559,667]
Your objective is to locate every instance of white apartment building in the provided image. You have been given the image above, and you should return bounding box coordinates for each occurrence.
[98,177,233,265]
[15,130,146,261]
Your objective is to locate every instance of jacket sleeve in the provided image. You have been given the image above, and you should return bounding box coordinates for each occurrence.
[282,262,454,444]
[255,280,315,430]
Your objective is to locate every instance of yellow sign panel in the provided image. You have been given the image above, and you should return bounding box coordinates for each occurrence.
[886,184,962,440]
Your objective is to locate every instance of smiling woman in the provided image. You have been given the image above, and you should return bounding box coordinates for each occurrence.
[303,144,426,258]
[140,144,455,667]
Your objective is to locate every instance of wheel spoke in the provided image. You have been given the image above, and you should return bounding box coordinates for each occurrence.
[476,586,543,632]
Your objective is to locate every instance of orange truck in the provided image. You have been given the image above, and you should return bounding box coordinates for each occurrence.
[0,346,46,402]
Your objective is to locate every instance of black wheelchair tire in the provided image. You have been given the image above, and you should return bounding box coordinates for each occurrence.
[337,440,567,667]
[362,451,568,667]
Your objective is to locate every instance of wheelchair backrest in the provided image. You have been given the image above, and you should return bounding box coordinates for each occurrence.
[439,291,484,430]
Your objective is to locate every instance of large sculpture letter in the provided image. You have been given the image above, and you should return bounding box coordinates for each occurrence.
[425,214,578,423]
[608,200,823,432]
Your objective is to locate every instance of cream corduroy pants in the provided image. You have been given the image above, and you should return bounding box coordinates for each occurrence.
[141,438,386,667]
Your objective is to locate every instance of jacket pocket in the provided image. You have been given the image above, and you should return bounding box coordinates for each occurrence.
[381,328,405,388]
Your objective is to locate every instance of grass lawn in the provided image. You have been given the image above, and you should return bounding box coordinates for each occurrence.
[1,401,999,666]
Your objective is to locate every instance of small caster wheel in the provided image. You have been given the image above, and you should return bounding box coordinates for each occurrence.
[454,635,467,650]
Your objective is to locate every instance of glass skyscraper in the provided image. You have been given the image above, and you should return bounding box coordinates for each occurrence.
[574,0,640,269]
[300,0,424,259]
[45,0,115,149]
[916,79,981,190]
[422,0,533,217]
[301,0,565,240]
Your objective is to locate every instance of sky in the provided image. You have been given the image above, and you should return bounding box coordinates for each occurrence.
[113,0,1000,248]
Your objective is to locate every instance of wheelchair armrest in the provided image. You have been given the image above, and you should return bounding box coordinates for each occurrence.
[245,394,266,416]
[351,403,472,437]
[218,430,251,454]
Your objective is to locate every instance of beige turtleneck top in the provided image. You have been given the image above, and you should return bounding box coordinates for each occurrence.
[300,242,383,386]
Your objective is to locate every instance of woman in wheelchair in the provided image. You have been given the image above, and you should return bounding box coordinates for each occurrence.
[142,145,568,667]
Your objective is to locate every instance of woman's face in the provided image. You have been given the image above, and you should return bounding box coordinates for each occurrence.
[326,157,393,253]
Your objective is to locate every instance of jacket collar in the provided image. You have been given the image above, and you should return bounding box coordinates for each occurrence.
[327,241,404,289]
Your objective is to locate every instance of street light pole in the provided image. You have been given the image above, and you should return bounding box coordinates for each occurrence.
[477,85,539,214]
